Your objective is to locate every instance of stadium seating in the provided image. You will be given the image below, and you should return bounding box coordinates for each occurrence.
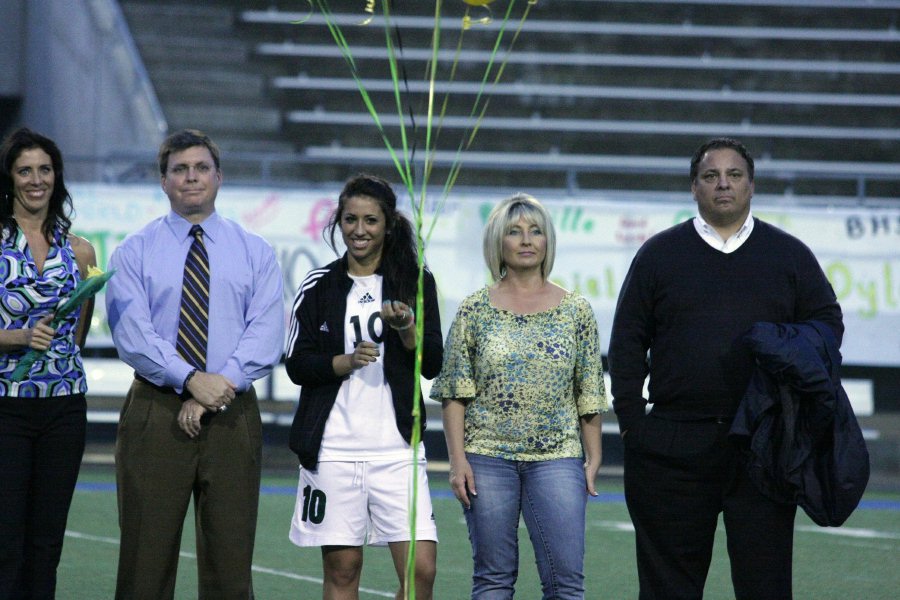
[120,0,900,200]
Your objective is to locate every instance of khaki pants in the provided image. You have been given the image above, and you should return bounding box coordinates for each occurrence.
[114,379,262,600]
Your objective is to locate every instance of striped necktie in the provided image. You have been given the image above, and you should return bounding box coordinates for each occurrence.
[176,224,209,370]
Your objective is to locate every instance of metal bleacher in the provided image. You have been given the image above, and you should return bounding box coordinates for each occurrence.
[236,0,900,201]
[118,0,900,201]
[256,43,900,77]
[284,108,899,141]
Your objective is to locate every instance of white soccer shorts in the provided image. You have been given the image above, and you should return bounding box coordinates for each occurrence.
[289,458,438,547]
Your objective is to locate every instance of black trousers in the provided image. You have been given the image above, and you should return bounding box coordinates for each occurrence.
[0,394,86,600]
[623,413,797,600]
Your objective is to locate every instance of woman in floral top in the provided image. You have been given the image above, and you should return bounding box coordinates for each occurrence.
[0,128,96,598]
[431,193,607,599]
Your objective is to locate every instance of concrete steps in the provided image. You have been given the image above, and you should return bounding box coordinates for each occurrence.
[120,0,289,155]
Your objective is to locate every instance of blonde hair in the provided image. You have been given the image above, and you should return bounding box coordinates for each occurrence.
[482,193,556,282]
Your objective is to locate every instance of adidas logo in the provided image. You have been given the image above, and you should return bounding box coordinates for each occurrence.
[358,292,375,304]
[319,322,329,332]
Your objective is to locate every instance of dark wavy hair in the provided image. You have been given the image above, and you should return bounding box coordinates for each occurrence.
[690,137,755,183]
[326,174,421,304]
[0,127,74,242]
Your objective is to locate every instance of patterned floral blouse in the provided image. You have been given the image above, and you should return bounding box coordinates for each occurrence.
[431,286,607,461]
[0,225,86,397]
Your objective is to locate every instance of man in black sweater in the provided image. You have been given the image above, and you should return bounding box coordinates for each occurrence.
[608,138,843,600]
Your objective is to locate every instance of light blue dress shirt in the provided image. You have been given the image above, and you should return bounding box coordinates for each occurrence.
[106,210,284,392]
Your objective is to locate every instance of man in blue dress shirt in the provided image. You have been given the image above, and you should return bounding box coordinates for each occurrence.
[106,129,284,599]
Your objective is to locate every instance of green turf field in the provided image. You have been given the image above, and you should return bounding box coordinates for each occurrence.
[58,469,900,598]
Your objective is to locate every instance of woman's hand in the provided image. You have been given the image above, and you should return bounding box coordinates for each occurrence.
[381,299,414,331]
[331,341,380,377]
[382,299,417,350]
[580,413,603,496]
[26,314,56,351]
[349,341,380,370]
[584,454,602,497]
[449,456,477,509]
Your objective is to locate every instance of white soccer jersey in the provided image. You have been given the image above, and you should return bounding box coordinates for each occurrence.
[318,273,411,460]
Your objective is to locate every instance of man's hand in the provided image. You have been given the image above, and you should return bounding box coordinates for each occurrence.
[177,399,206,438]
[185,372,236,412]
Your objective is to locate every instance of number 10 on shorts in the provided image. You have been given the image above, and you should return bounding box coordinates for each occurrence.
[301,485,327,524]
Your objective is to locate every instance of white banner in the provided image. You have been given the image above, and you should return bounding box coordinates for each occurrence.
[70,184,900,367]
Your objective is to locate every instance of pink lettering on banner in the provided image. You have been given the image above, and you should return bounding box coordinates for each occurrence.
[304,198,337,240]
[242,193,282,230]
[615,215,651,246]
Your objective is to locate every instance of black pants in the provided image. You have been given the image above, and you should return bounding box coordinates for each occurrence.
[0,394,86,600]
[623,413,797,600]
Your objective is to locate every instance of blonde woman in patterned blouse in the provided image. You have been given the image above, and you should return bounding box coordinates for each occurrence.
[0,128,96,598]
[431,193,607,599]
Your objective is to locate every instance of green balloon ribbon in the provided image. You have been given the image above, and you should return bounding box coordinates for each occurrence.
[306,2,537,596]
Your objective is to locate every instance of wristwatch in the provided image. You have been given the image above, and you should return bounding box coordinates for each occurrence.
[183,369,198,390]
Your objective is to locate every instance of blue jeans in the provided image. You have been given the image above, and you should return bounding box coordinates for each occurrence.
[464,454,587,599]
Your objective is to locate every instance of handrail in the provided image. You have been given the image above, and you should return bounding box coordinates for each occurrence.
[90,0,167,141]
[258,42,900,75]
[565,0,900,8]
[241,11,900,43]
[272,75,900,107]
[285,109,900,141]
[301,146,900,180]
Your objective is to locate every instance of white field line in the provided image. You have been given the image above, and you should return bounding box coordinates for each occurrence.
[583,521,900,540]
[64,530,394,598]
[65,522,899,596]
[795,525,900,540]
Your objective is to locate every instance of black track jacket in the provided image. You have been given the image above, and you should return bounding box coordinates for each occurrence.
[285,255,443,469]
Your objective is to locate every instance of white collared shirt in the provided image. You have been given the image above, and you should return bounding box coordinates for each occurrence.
[693,212,755,254]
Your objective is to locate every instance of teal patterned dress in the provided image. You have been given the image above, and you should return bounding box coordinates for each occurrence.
[430,286,607,461]
[0,225,86,397]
